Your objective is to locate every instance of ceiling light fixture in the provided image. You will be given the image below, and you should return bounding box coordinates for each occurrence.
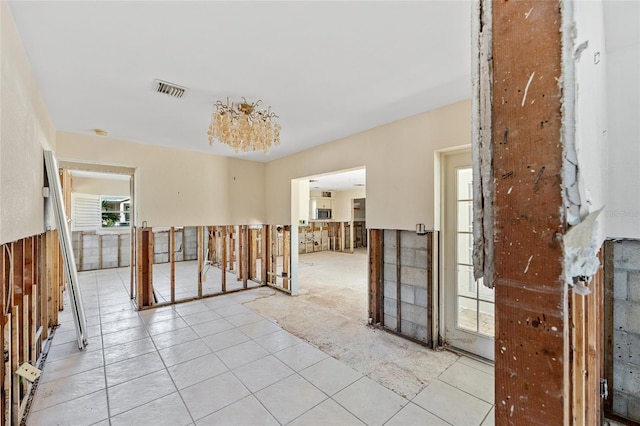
[207,97,281,154]
[94,129,108,136]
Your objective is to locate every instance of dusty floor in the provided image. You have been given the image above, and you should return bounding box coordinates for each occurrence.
[246,249,460,400]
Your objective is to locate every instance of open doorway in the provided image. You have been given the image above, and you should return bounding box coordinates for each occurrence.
[290,167,368,322]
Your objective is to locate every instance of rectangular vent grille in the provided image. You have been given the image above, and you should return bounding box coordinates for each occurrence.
[154,80,187,98]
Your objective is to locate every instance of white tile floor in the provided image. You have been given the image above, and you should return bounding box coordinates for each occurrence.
[27,267,495,426]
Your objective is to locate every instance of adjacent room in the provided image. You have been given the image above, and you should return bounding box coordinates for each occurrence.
[1,1,638,425]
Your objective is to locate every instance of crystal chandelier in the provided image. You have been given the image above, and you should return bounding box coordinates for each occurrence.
[207,97,281,153]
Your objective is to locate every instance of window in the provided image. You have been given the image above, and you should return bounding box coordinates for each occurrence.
[101,196,130,228]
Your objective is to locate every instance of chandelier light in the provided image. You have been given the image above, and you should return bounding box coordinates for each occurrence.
[207,97,281,153]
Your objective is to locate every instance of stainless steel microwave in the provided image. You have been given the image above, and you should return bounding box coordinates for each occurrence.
[316,208,332,220]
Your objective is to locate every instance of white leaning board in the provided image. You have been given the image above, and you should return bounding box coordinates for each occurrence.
[44,150,88,350]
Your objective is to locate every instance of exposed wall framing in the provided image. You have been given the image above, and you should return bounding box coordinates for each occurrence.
[133,224,291,310]
[369,229,436,348]
[1,232,65,425]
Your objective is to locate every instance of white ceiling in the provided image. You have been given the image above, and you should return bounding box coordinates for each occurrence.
[9,1,472,163]
[308,168,366,191]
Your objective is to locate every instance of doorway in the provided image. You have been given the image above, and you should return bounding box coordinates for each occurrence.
[442,150,495,360]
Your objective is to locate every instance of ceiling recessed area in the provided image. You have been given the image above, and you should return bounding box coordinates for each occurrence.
[8,1,472,162]
[307,169,366,192]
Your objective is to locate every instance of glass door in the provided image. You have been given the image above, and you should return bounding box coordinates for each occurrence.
[443,150,494,360]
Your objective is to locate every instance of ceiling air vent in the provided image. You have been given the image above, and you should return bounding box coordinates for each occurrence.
[154,80,187,98]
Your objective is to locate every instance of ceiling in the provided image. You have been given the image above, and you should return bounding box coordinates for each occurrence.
[9,1,472,163]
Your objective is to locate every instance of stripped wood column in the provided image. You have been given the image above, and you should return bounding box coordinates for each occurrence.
[492,1,568,423]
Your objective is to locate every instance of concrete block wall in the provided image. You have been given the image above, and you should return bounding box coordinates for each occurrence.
[383,229,431,343]
[183,227,198,260]
[612,239,640,421]
[72,231,131,271]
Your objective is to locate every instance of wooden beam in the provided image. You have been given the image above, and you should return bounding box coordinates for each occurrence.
[492,1,568,423]
[250,229,257,280]
[242,226,249,288]
[136,228,154,308]
[261,226,268,285]
[426,232,433,347]
[396,231,402,333]
[170,226,176,304]
[603,240,614,418]
[221,226,227,292]
[283,227,290,290]
[368,229,383,324]
[197,226,203,298]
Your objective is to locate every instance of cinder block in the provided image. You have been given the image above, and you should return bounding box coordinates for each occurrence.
[401,247,416,268]
[401,285,415,304]
[416,325,428,342]
[102,261,118,269]
[627,364,640,395]
[629,271,640,303]
[400,231,428,250]
[615,330,640,367]
[384,297,397,317]
[383,263,397,282]
[384,281,397,300]
[384,315,397,331]
[401,320,417,338]
[615,270,629,300]
[614,240,640,270]
[415,288,428,308]
[384,230,397,248]
[414,249,429,269]
[400,265,428,288]
[629,395,640,421]
[401,302,428,325]
[384,247,396,264]
[613,390,629,417]
[83,237,98,249]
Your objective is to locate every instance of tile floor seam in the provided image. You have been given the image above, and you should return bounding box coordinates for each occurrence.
[140,311,197,426]
[92,272,114,425]
[425,378,494,405]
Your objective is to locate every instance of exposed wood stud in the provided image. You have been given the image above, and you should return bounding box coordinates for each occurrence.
[426,231,433,347]
[603,241,614,418]
[396,230,401,333]
[170,226,176,304]
[368,229,383,324]
[283,227,290,290]
[197,226,203,298]
[221,226,227,292]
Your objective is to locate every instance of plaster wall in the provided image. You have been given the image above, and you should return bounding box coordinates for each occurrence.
[56,132,266,227]
[72,177,130,196]
[265,100,471,230]
[603,0,640,239]
[0,2,56,244]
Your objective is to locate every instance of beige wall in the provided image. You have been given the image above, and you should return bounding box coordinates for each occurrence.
[265,100,471,230]
[0,2,56,244]
[72,177,130,196]
[332,188,366,222]
[56,132,266,227]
